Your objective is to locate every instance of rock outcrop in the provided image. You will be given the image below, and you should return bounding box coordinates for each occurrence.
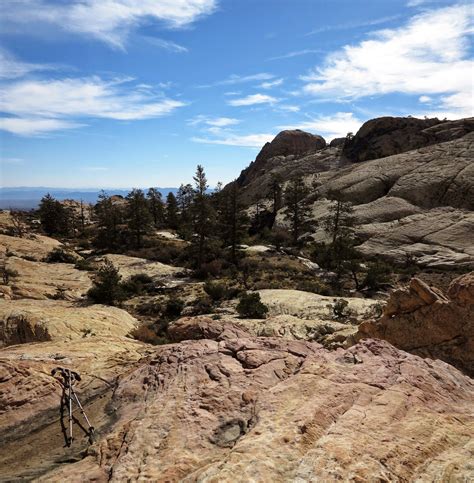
[0,233,62,261]
[0,299,138,346]
[8,336,471,482]
[355,274,474,376]
[2,256,92,300]
[342,116,474,162]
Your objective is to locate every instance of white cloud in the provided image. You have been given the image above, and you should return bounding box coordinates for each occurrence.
[260,78,283,89]
[0,117,84,136]
[188,115,240,128]
[0,157,25,164]
[282,112,363,141]
[302,5,474,119]
[266,49,323,61]
[278,105,300,112]
[306,15,402,35]
[0,76,186,135]
[143,36,188,53]
[0,48,55,79]
[198,73,274,88]
[192,133,275,147]
[228,93,278,107]
[419,95,432,103]
[1,0,217,49]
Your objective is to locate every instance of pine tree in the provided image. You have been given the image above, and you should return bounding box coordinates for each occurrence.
[38,194,69,236]
[270,174,283,219]
[176,183,194,237]
[94,191,123,249]
[284,177,311,245]
[165,192,179,230]
[126,189,152,248]
[147,188,164,228]
[190,165,214,269]
[217,183,247,262]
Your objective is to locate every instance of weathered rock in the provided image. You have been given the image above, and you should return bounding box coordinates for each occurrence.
[255,129,326,166]
[19,337,474,482]
[0,337,149,455]
[101,254,184,281]
[0,299,138,346]
[255,289,383,322]
[342,116,474,162]
[3,256,92,300]
[329,137,346,148]
[355,274,474,376]
[0,233,62,261]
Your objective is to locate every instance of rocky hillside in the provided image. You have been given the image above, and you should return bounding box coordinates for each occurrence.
[232,116,474,268]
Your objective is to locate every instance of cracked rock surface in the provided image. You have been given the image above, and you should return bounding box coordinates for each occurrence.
[5,334,470,482]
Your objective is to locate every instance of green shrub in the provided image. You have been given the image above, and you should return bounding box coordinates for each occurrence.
[87,260,126,306]
[203,281,231,302]
[237,292,268,319]
[45,248,77,264]
[189,295,214,315]
[121,273,155,296]
[74,258,94,271]
[136,300,162,316]
[333,298,349,319]
[363,261,392,290]
[164,296,185,318]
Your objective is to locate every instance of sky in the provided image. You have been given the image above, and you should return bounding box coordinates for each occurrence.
[0,0,473,188]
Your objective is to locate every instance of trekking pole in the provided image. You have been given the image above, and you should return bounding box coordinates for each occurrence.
[68,370,73,446]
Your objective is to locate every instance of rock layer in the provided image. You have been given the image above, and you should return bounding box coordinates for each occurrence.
[356,274,474,376]
[23,337,474,482]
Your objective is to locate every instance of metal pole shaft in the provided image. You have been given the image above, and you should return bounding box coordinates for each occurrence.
[68,370,73,445]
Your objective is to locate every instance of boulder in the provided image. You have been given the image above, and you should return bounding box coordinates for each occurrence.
[0,299,138,346]
[13,337,473,482]
[355,274,474,376]
[342,116,474,162]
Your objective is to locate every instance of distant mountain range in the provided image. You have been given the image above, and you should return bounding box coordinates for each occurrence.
[0,187,179,210]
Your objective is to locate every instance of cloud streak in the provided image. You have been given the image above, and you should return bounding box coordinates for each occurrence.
[1,0,217,49]
[302,5,474,119]
[0,76,186,135]
[192,132,275,147]
[228,93,278,107]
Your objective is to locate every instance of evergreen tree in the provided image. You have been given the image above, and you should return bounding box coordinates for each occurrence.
[284,177,311,245]
[38,193,69,236]
[269,174,283,219]
[94,191,123,249]
[126,188,152,248]
[217,183,247,262]
[87,259,126,306]
[176,183,194,237]
[147,188,164,228]
[165,192,179,230]
[190,165,214,269]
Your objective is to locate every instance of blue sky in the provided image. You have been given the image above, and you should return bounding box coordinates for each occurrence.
[0,0,472,188]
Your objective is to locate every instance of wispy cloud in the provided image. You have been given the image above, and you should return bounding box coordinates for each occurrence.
[142,36,188,53]
[192,132,275,147]
[0,48,56,79]
[188,115,240,128]
[266,49,323,61]
[198,73,275,88]
[1,0,217,49]
[260,78,283,89]
[281,112,363,140]
[306,15,402,35]
[302,5,474,119]
[0,76,186,136]
[228,93,278,107]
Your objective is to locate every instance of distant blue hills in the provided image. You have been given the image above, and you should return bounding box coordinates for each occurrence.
[0,187,179,210]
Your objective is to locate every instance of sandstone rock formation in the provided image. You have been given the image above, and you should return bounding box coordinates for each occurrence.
[2,256,92,300]
[0,233,62,261]
[355,274,474,376]
[7,336,471,482]
[255,289,382,321]
[101,254,185,281]
[0,336,150,480]
[0,299,138,346]
[342,116,474,162]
